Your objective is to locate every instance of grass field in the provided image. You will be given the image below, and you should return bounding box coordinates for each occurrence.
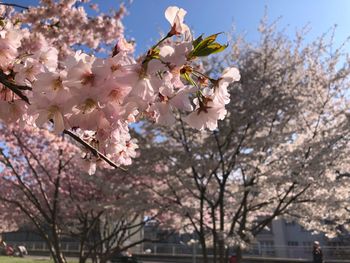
[0,256,51,263]
[0,256,78,263]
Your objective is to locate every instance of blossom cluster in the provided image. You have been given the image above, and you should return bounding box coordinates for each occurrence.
[1,0,125,58]
[0,5,240,173]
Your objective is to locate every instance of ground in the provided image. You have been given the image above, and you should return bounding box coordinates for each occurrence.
[0,256,78,263]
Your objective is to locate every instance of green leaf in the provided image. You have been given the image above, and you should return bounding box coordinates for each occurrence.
[192,33,222,52]
[188,32,228,59]
[193,43,228,57]
[192,34,204,49]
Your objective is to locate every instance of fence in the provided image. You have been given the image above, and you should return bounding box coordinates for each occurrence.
[142,242,350,260]
[6,241,350,260]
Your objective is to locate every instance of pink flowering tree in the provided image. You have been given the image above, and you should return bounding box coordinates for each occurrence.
[0,123,158,263]
[1,0,125,58]
[134,22,350,263]
[0,2,240,174]
[0,124,81,263]
[0,3,241,262]
[63,168,158,263]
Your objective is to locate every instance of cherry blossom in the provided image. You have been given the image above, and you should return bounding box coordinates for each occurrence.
[0,22,22,71]
[184,67,241,130]
[165,6,189,36]
[0,4,239,173]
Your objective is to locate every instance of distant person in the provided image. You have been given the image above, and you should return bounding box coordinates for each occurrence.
[0,235,7,255]
[312,241,323,263]
[17,245,28,257]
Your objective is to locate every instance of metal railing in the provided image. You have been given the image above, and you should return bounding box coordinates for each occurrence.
[6,241,350,260]
[142,242,350,260]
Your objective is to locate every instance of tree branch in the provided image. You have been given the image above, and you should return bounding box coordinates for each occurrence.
[0,70,126,172]
[0,3,29,10]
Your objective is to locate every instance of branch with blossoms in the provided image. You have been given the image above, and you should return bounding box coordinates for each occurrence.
[0,71,126,171]
[0,3,28,10]
[0,5,240,174]
[1,0,126,58]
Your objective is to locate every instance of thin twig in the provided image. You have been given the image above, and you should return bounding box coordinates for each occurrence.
[63,129,127,172]
[0,72,31,103]
[0,3,29,10]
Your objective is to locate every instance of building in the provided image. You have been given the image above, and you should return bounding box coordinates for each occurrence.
[254,218,350,259]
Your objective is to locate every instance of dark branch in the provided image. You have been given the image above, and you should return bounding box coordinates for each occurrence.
[0,71,31,103]
[336,170,350,180]
[63,130,127,172]
[0,3,29,10]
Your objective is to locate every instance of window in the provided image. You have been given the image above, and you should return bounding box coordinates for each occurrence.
[259,241,275,256]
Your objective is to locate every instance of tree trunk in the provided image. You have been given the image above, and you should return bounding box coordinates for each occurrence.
[52,245,67,263]
[213,234,217,263]
[235,246,243,263]
[56,253,67,263]
[45,238,66,263]
[49,248,67,263]
[79,254,88,262]
[78,251,88,263]
[225,246,229,263]
[218,239,225,263]
[78,240,85,263]
[51,225,67,263]
[200,236,209,263]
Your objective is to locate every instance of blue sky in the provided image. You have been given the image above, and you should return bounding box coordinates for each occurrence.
[7,0,350,54]
[122,0,350,54]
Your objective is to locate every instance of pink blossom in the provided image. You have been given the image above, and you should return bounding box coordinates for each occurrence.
[32,47,59,71]
[34,104,66,133]
[13,58,44,85]
[0,100,26,124]
[130,77,156,103]
[113,36,135,55]
[29,92,72,133]
[159,41,192,67]
[184,102,227,130]
[165,6,189,36]
[214,67,241,105]
[0,5,240,172]
[150,102,176,126]
[0,22,22,71]
[150,73,193,125]
[114,138,138,166]
[33,71,69,101]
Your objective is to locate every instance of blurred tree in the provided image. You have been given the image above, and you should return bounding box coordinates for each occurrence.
[0,124,154,263]
[135,21,350,263]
